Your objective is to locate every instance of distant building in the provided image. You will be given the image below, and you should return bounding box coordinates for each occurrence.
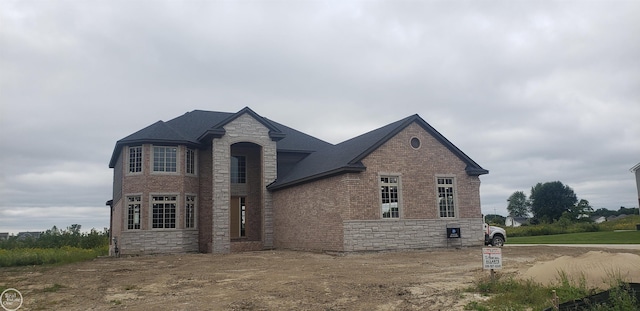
[590,216,606,224]
[505,216,529,227]
[17,231,42,240]
[606,214,630,222]
[631,162,640,208]
[0,233,8,241]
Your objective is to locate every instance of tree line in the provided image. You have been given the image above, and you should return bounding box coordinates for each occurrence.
[0,224,109,250]
[506,181,639,224]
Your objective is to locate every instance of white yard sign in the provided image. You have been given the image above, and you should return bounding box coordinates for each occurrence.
[482,247,502,270]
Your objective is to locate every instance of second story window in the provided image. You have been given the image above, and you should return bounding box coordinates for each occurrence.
[128,146,142,173]
[186,148,196,175]
[153,146,177,172]
[231,156,246,183]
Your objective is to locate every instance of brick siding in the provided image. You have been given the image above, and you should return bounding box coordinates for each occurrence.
[112,144,200,255]
[273,175,347,251]
[273,122,485,252]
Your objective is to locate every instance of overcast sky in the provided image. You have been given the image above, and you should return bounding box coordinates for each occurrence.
[1,1,639,234]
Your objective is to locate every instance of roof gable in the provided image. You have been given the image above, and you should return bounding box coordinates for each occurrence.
[268,114,488,190]
[109,108,487,182]
[198,107,285,142]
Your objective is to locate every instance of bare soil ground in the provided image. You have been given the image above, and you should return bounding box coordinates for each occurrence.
[2,246,639,311]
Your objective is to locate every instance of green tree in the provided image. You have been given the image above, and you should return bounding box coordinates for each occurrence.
[529,181,578,223]
[507,191,530,217]
[567,199,593,221]
[618,206,640,215]
[484,214,506,225]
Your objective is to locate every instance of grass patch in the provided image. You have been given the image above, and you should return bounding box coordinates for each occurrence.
[508,231,640,244]
[506,215,640,238]
[0,245,108,267]
[466,271,639,310]
[598,215,640,231]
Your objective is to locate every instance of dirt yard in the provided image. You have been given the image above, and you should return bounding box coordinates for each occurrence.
[2,245,639,311]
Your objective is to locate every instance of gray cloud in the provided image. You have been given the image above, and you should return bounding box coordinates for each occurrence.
[1,0,638,233]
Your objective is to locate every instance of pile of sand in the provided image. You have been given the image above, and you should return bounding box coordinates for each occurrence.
[520,251,640,289]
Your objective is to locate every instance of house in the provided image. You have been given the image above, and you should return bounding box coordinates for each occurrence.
[0,233,8,241]
[606,214,630,222]
[17,231,41,240]
[108,107,489,255]
[505,216,529,227]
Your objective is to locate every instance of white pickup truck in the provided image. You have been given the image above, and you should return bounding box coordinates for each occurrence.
[483,223,506,247]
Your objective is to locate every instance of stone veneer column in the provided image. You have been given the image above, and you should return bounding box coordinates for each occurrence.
[211,114,277,253]
[212,139,231,253]
[262,143,277,249]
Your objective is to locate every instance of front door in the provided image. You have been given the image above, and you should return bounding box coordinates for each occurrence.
[230,196,245,238]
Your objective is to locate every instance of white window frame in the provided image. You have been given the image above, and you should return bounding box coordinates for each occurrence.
[150,194,178,229]
[186,148,197,175]
[126,195,142,230]
[152,145,179,174]
[437,176,457,218]
[380,174,401,219]
[185,195,197,229]
[127,146,143,174]
[231,155,246,184]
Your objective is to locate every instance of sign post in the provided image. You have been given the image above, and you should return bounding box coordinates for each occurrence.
[482,247,502,279]
[445,225,461,248]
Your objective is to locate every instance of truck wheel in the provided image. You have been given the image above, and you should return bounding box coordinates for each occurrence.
[491,236,505,247]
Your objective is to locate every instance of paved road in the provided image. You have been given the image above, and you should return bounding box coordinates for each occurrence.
[507,244,640,250]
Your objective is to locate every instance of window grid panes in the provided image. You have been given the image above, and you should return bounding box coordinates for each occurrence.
[231,156,246,183]
[186,148,195,175]
[129,146,142,173]
[153,146,177,172]
[240,197,246,237]
[185,195,196,229]
[380,176,399,218]
[127,196,141,229]
[438,178,456,217]
[152,195,177,229]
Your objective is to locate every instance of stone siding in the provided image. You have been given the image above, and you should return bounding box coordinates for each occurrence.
[118,230,199,255]
[343,218,484,251]
[211,113,277,253]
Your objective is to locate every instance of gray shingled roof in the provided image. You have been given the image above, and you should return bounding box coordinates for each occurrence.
[267,114,488,190]
[109,108,488,189]
[109,107,332,167]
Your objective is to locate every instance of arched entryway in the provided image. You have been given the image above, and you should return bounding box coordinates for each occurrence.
[229,142,263,250]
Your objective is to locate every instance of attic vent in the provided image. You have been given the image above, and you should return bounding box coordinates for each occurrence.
[410,137,421,149]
